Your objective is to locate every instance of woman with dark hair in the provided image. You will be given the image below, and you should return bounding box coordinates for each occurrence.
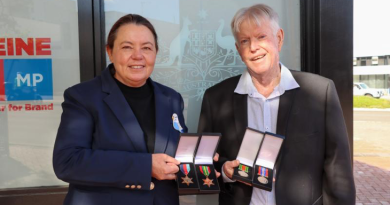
[53,14,187,205]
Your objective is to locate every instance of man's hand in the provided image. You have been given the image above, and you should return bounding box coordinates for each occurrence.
[223,160,252,186]
[152,154,180,180]
[213,153,221,178]
[223,159,240,179]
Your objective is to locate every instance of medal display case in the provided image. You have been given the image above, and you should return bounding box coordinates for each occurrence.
[252,132,285,191]
[233,128,265,183]
[194,133,221,194]
[174,133,201,195]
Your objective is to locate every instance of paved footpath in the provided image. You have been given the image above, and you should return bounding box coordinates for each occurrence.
[355,160,390,204]
[354,106,390,205]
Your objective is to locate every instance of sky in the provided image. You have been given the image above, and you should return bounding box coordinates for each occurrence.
[354,0,390,57]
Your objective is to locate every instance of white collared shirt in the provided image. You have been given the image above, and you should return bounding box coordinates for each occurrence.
[222,63,299,205]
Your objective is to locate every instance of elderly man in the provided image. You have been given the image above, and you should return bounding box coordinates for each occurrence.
[198,4,355,205]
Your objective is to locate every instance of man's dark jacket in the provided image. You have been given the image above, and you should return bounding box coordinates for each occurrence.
[198,70,356,205]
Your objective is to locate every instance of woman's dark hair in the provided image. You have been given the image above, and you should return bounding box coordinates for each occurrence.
[106,14,158,51]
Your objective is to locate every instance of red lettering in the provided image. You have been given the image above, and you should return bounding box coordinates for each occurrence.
[0,38,51,56]
[15,38,34,56]
[7,38,14,56]
[48,103,53,110]
[0,38,5,56]
[8,104,22,111]
[25,103,53,111]
[36,38,51,55]
[0,59,4,101]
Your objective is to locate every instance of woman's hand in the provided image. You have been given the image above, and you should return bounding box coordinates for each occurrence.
[151,154,180,180]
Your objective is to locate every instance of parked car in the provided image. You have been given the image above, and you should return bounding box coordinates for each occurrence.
[353,82,384,98]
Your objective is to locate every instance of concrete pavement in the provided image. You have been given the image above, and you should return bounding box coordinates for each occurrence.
[354,108,390,204]
[355,161,390,204]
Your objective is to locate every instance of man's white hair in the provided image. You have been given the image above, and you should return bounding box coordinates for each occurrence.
[231,4,280,44]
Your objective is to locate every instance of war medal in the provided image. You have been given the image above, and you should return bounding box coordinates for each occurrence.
[180,164,193,186]
[199,166,214,188]
[238,164,249,178]
[258,166,269,184]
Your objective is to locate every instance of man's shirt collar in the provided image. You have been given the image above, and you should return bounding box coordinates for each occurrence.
[234,63,300,99]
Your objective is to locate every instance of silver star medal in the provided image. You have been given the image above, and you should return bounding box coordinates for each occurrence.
[172,113,184,133]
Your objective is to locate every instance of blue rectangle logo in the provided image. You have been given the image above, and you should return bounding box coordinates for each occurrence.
[3,59,53,101]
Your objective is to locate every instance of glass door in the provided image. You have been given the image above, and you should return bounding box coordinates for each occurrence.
[104,0,301,133]
[104,1,300,204]
[0,0,80,189]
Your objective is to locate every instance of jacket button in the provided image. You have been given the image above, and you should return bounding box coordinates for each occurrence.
[150,182,155,190]
[137,185,142,189]
[131,185,136,189]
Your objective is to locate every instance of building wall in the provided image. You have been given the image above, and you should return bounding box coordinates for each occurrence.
[354,55,390,93]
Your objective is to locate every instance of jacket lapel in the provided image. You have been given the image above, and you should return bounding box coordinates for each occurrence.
[275,88,297,188]
[233,92,248,145]
[101,67,147,153]
[152,80,171,153]
[276,89,297,136]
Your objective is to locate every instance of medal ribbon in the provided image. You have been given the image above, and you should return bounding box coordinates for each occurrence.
[199,166,211,177]
[239,164,249,173]
[258,166,268,177]
[180,164,191,175]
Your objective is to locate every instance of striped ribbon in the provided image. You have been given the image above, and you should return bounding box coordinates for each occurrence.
[239,164,249,173]
[199,166,211,177]
[258,166,268,177]
[180,164,191,175]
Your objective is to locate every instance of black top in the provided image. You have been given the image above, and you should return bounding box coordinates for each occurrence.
[115,78,156,153]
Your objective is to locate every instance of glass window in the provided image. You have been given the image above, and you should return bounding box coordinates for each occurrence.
[0,0,80,189]
[375,74,385,88]
[104,0,301,132]
[372,56,378,65]
[104,1,300,204]
[359,75,387,89]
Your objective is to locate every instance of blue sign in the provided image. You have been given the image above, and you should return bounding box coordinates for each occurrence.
[3,59,53,101]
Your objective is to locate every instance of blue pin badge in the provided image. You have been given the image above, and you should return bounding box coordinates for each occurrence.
[172,113,184,133]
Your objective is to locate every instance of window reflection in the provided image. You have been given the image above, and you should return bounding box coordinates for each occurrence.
[105,0,300,132]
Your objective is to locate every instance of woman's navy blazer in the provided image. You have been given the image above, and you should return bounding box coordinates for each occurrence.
[53,66,187,205]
